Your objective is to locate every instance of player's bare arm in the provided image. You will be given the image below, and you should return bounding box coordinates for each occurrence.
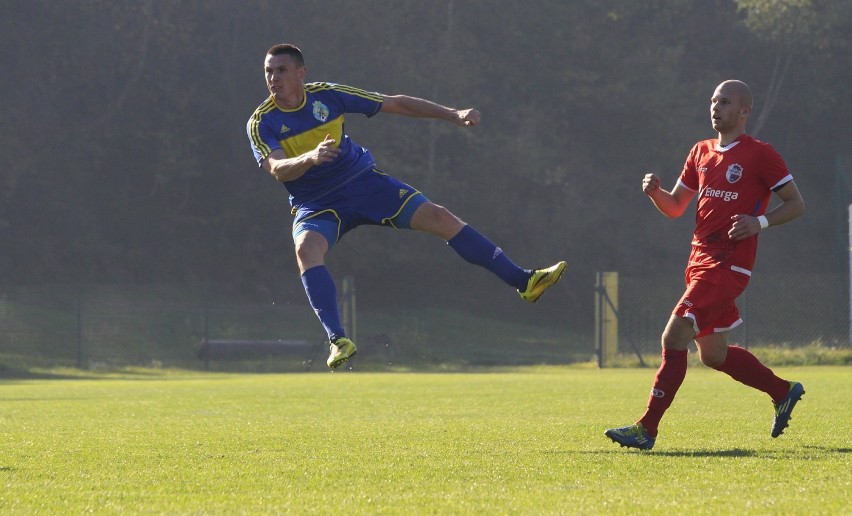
[263,135,341,182]
[380,94,480,127]
[728,180,805,240]
[642,173,694,219]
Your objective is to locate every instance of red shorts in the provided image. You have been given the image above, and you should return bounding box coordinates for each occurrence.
[673,265,750,337]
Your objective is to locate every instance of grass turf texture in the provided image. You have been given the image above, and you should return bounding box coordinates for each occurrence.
[1,366,849,514]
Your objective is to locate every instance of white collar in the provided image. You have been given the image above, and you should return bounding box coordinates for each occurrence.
[715,140,741,152]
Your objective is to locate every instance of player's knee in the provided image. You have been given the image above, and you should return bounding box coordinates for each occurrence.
[439,205,466,229]
[660,335,688,352]
[294,243,311,263]
[700,352,725,369]
[425,203,454,222]
[660,317,694,351]
[697,345,727,369]
[294,235,327,271]
[412,203,463,237]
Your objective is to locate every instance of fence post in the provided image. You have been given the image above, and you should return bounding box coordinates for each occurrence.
[595,272,647,368]
[76,289,84,369]
[595,272,619,367]
[341,276,356,344]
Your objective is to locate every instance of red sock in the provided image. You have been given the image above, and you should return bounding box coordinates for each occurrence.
[638,348,688,437]
[714,345,790,402]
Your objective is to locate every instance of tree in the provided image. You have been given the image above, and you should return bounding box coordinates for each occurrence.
[735,0,851,135]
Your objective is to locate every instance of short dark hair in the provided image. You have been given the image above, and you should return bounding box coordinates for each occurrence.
[266,44,304,66]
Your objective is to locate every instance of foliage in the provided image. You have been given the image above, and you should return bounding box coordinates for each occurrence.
[604,342,852,368]
[735,0,849,48]
[1,0,851,315]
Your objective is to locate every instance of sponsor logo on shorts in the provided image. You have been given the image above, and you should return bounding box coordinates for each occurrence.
[651,388,665,398]
[398,189,408,199]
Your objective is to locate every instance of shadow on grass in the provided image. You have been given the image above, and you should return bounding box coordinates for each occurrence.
[649,448,755,457]
[590,445,851,458]
[574,448,757,457]
[0,367,93,381]
[802,445,852,454]
[0,365,207,382]
[556,448,756,458]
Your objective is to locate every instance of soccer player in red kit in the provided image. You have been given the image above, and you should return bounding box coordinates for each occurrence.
[605,80,806,450]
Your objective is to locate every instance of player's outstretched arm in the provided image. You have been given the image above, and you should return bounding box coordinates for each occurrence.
[380,94,480,127]
[642,173,694,219]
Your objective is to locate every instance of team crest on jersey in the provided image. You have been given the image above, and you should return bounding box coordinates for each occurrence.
[312,101,329,122]
[726,163,743,183]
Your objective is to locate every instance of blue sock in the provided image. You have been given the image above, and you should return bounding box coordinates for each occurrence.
[301,265,345,341]
[447,225,530,290]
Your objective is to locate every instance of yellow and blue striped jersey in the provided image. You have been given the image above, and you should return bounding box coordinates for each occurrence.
[247,82,383,206]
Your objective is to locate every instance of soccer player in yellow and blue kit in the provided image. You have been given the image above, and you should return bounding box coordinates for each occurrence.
[247,44,566,369]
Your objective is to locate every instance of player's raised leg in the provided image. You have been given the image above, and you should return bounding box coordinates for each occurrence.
[410,202,566,302]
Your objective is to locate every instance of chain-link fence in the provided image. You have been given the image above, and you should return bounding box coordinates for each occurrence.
[620,271,850,356]
[0,273,848,372]
[0,284,324,371]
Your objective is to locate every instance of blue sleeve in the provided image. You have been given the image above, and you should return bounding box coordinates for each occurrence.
[247,113,281,166]
[320,83,383,118]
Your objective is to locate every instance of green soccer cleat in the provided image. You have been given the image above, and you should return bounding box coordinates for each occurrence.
[771,381,805,438]
[518,261,567,303]
[605,423,656,450]
[327,337,357,369]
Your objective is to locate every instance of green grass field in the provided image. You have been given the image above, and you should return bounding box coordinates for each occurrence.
[1,366,849,514]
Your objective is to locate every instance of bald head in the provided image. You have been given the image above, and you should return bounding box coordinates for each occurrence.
[716,80,753,109]
[711,80,753,141]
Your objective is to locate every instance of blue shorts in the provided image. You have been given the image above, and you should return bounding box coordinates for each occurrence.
[292,167,430,248]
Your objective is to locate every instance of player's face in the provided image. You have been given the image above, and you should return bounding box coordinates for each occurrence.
[265,53,306,108]
[710,85,748,134]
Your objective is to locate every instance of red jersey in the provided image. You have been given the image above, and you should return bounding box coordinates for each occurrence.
[678,134,792,274]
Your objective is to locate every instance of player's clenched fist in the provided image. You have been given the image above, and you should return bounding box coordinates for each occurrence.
[456,108,481,127]
[312,135,340,165]
[642,173,661,195]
